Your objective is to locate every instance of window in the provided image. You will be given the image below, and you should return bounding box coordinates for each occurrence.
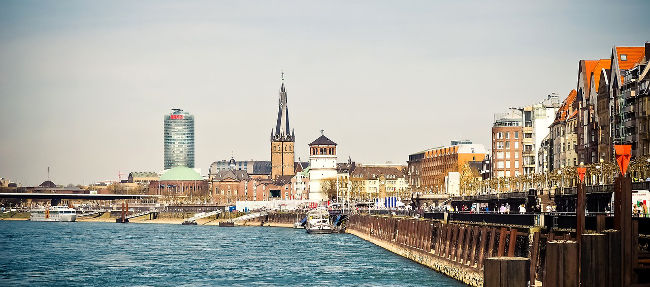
[621,54,627,61]
[506,161,510,169]
[505,132,510,139]
[496,161,504,168]
[506,171,511,177]
[514,142,519,149]
[515,161,519,168]
[496,152,504,159]
[497,132,503,139]
[515,151,519,159]
[505,142,510,149]
[497,142,504,149]
[514,131,519,139]
[505,152,510,159]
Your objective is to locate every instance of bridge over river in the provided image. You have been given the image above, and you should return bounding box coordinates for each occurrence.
[0,193,161,206]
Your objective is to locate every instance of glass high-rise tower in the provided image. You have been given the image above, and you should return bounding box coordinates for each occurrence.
[164,109,195,170]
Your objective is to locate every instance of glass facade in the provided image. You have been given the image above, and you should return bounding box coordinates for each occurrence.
[164,109,195,170]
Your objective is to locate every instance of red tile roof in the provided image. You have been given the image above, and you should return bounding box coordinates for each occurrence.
[615,46,646,70]
[582,60,598,97]
[552,89,577,125]
[590,59,611,94]
[614,46,646,85]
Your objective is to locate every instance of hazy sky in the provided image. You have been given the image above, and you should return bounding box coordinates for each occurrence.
[1,1,649,186]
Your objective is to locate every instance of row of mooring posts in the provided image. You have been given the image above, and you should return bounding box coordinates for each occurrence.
[487,145,639,287]
[347,213,537,285]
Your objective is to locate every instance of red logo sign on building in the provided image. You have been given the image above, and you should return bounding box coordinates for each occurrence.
[170,115,184,120]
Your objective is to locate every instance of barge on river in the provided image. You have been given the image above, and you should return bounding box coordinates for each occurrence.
[30,206,77,222]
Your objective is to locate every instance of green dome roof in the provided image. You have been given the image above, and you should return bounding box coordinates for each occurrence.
[160,166,203,181]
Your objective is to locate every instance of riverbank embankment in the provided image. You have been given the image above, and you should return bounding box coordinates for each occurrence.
[253,212,483,286]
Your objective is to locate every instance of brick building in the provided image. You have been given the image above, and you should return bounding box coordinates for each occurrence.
[491,109,524,177]
[408,142,486,194]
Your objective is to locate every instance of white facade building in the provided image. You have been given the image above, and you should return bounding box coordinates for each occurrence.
[532,94,561,172]
[308,133,338,202]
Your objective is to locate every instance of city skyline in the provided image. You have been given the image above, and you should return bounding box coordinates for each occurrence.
[1,1,649,185]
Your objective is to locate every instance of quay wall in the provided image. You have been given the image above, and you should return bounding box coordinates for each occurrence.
[346,214,546,287]
[255,212,547,286]
[347,227,483,286]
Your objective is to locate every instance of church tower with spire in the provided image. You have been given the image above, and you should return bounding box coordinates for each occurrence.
[271,73,295,179]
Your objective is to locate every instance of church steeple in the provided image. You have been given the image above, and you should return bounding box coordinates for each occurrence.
[270,72,296,179]
[272,72,294,142]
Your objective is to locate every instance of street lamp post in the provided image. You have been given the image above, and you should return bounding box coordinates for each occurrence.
[544,168,548,192]
[558,169,563,194]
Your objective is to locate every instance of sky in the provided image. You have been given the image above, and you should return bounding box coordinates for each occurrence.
[1,0,649,186]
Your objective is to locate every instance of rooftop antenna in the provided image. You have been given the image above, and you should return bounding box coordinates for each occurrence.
[320,129,324,136]
[281,70,284,83]
[47,167,50,180]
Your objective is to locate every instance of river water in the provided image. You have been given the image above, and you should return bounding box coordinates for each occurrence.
[0,221,465,286]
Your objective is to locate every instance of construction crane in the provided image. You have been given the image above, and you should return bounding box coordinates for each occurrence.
[118,171,127,182]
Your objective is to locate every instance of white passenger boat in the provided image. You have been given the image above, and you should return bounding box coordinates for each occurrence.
[305,209,332,234]
[30,206,77,222]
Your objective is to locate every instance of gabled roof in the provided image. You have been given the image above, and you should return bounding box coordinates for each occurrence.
[309,135,337,146]
[273,175,294,185]
[612,46,646,85]
[615,46,646,70]
[212,169,249,182]
[590,59,611,95]
[580,60,599,100]
[552,89,577,125]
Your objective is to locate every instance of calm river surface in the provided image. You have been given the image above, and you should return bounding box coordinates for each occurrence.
[0,221,465,286]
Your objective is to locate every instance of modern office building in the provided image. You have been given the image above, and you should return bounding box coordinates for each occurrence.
[164,109,195,170]
[408,141,486,193]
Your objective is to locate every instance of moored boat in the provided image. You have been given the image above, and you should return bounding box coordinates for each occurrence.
[305,209,332,234]
[30,206,77,222]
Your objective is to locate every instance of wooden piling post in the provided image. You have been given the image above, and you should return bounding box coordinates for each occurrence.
[484,257,530,287]
[450,225,459,260]
[580,234,607,287]
[529,231,540,286]
[426,222,433,252]
[508,228,517,257]
[442,224,451,257]
[615,176,633,286]
[468,226,478,265]
[488,227,496,259]
[444,224,453,259]
[544,241,578,287]
[596,214,606,233]
[478,226,488,269]
[456,226,466,262]
[497,227,507,257]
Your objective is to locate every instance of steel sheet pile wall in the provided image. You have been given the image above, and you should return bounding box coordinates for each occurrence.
[347,215,539,286]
